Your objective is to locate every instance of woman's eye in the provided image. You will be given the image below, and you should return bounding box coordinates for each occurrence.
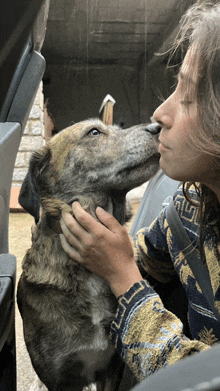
[88,128,101,136]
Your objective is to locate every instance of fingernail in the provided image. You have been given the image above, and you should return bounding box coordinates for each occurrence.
[96,206,104,214]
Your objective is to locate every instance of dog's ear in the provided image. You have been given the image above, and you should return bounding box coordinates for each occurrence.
[19,171,41,224]
[19,146,52,223]
[29,146,52,194]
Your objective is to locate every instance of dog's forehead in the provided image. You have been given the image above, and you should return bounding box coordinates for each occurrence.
[53,119,110,142]
[51,119,107,144]
[67,119,110,136]
[47,119,112,171]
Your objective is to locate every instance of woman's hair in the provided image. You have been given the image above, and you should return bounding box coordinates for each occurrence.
[172,0,220,157]
[171,1,220,250]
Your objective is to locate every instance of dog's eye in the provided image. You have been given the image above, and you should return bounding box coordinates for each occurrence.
[88,128,101,136]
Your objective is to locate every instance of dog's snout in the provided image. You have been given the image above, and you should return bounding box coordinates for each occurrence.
[146,123,161,135]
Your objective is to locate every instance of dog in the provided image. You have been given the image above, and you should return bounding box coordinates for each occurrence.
[17,118,160,391]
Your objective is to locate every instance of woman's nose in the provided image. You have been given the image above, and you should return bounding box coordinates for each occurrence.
[153,93,174,129]
[146,123,161,134]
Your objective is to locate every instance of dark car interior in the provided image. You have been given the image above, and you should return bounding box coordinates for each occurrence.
[0,0,48,388]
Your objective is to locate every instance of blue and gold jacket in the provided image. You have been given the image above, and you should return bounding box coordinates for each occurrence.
[110,186,220,381]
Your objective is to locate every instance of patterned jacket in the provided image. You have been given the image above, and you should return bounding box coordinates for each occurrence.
[110,185,220,381]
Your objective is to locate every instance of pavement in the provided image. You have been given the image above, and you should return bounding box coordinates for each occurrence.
[9,200,140,391]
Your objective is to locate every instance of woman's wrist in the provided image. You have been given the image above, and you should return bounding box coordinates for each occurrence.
[109,265,143,299]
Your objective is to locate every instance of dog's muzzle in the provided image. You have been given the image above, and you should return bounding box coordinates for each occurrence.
[146,123,161,135]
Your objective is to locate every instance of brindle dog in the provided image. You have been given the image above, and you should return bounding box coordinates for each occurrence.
[17,118,160,391]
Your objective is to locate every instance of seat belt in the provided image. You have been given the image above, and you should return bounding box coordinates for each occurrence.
[166,198,220,322]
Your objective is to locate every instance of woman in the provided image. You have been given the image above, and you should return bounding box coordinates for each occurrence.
[60,1,220,382]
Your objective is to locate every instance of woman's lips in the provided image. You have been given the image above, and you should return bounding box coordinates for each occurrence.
[158,142,170,153]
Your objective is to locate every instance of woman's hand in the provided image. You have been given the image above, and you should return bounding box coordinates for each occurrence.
[60,202,143,298]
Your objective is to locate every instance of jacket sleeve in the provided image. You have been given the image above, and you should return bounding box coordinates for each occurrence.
[135,185,200,284]
[110,280,209,382]
[135,207,176,283]
[110,190,209,382]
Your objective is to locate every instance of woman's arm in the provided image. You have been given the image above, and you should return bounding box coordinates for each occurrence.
[110,279,209,382]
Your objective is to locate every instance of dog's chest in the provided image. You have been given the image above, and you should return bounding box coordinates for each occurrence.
[83,274,116,326]
[86,274,116,325]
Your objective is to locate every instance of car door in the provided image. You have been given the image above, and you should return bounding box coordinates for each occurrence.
[0,1,49,388]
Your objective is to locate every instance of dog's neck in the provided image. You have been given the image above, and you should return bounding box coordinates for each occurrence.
[111,191,132,225]
[46,215,63,234]
[74,193,131,225]
[41,192,132,235]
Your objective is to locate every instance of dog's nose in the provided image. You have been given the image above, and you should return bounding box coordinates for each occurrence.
[146,123,161,135]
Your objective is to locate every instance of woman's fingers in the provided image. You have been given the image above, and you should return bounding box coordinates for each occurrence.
[60,204,102,260]
[71,202,104,233]
[59,201,142,295]
[60,214,81,246]
[71,202,121,234]
[95,206,122,232]
[60,233,83,263]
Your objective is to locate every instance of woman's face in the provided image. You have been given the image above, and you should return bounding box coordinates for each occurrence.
[153,49,220,186]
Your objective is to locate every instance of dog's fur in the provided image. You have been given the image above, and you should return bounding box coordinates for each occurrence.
[17,118,160,391]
